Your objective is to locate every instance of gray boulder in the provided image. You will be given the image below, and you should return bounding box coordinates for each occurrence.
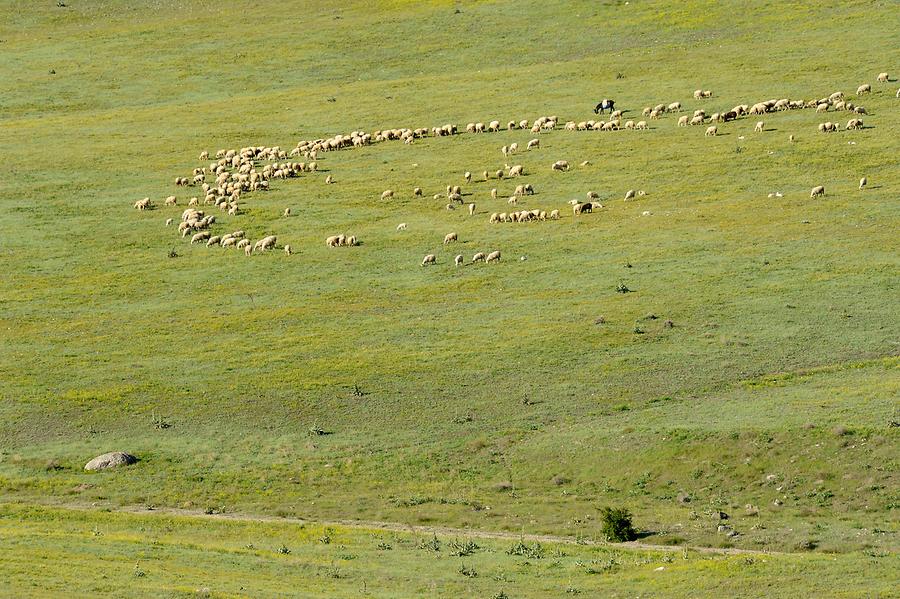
[84,452,137,471]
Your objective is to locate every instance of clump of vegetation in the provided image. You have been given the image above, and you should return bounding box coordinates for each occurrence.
[276,544,291,554]
[418,534,441,552]
[493,481,514,492]
[616,282,631,293]
[458,564,478,577]
[551,474,571,486]
[448,539,480,557]
[507,540,544,559]
[600,507,637,542]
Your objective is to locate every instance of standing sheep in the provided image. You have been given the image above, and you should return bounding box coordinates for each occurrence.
[381,190,394,200]
[491,188,498,199]
[464,171,472,183]
[527,138,540,150]
[705,125,718,136]
[856,83,871,95]
[755,121,764,132]
[284,245,292,255]
[624,189,636,201]
[414,187,423,196]
[421,254,436,266]
[165,218,173,226]
[549,209,560,220]
[443,232,458,244]
[876,72,889,83]
[283,207,291,217]
[486,250,501,263]
[468,203,476,215]
[810,185,825,198]
[397,223,408,231]
[551,160,569,172]
[454,254,464,267]
[859,177,867,190]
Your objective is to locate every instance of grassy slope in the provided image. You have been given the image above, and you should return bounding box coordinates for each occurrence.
[0,0,898,576]
[1,504,897,598]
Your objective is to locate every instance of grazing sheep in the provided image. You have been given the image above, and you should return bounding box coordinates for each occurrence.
[254,235,277,252]
[421,254,436,266]
[624,189,636,201]
[164,195,177,206]
[443,232,458,244]
[705,125,718,136]
[508,196,518,205]
[573,202,592,215]
[236,239,250,249]
[472,252,486,263]
[514,184,525,196]
[857,83,871,95]
[283,207,291,217]
[454,254,463,267]
[326,235,340,247]
[206,236,221,247]
[188,197,199,207]
[199,151,209,161]
[347,236,358,247]
[413,187,423,197]
[810,185,825,198]
[524,183,534,195]
[495,169,504,179]
[190,231,210,244]
[668,101,682,112]
[165,218,173,226]
[381,190,394,200]
[222,237,238,248]
[846,118,863,130]
[446,203,456,210]
[244,244,252,256]
[624,120,635,129]
[635,121,648,130]
[789,134,795,142]
[859,176,867,190]
[491,188,498,199]
[508,164,524,177]
[690,115,705,126]
[854,105,867,114]
[509,142,518,154]
[284,245,292,255]
[325,174,334,184]
[469,203,476,215]
[527,138,540,150]
[551,160,569,172]
[133,197,151,210]
[587,191,600,200]
[486,250,501,263]
[448,192,463,204]
[464,171,472,183]
[397,223,408,231]
[489,212,499,223]
[677,115,689,127]
[877,72,889,83]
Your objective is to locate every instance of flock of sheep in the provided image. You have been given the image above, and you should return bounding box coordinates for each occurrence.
[133,72,894,267]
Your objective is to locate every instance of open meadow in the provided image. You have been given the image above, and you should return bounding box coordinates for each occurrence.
[0,0,898,595]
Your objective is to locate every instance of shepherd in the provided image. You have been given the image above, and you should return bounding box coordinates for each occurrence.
[594,98,615,114]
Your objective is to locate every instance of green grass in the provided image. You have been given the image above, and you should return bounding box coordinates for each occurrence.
[0,0,898,593]
[1,504,897,598]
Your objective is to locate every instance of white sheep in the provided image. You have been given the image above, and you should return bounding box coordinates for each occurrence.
[486,250,501,263]
[856,83,871,95]
[508,164,523,177]
[422,254,436,266]
[443,232,458,244]
[469,203,476,215]
[381,190,394,200]
[527,138,540,150]
[236,239,250,249]
[472,252,486,262]
[705,125,717,136]
[635,121,648,130]
[549,209,560,220]
[190,232,210,244]
[222,237,238,248]
[284,245,292,255]
[877,72,889,83]
[755,121,764,132]
[254,235,277,252]
[624,189,636,201]
[414,187,423,196]
[164,195,177,206]
[325,174,334,184]
[551,160,569,172]
[509,142,518,154]
[326,235,340,247]
[454,254,463,267]
[810,185,825,198]
[677,115,689,127]
[491,188,498,199]
[165,218,173,226]
[397,223,408,231]
[859,177,867,190]
[464,171,472,183]
[283,207,291,217]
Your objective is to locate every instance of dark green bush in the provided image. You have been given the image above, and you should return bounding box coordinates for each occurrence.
[600,507,637,542]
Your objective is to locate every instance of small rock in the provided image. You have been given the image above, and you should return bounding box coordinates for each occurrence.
[84,452,137,471]
[773,498,783,506]
[766,474,777,481]
[655,566,665,571]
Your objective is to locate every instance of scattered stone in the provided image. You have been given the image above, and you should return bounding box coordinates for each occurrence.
[84,452,137,471]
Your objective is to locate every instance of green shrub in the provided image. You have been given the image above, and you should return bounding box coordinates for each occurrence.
[600,507,637,542]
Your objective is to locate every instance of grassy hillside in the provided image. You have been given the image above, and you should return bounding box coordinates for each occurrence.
[2,504,897,598]
[0,0,898,590]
